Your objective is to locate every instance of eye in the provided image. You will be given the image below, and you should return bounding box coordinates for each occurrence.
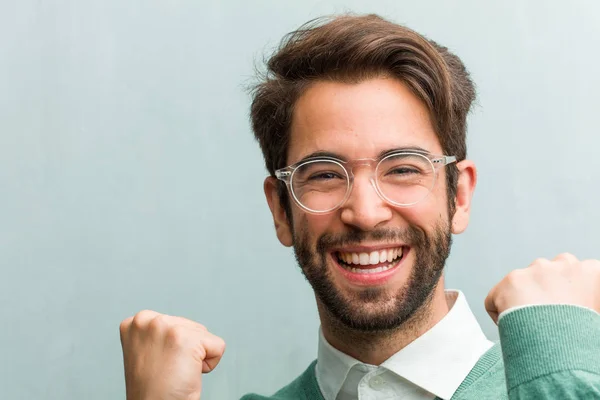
[388,166,421,175]
[308,171,344,181]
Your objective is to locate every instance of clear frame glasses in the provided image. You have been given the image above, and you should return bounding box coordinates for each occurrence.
[275,152,457,214]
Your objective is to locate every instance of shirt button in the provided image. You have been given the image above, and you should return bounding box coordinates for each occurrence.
[357,365,369,372]
[369,376,385,389]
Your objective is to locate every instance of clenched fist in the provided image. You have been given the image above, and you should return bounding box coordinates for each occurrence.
[485,253,600,323]
[119,310,226,400]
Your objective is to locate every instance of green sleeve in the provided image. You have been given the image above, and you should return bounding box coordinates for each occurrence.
[498,305,600,399]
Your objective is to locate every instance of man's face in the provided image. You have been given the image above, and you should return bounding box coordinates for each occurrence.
[268,77,463,332]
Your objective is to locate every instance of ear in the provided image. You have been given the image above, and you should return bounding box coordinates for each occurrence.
[264,177,293,247]
[451,160,477,235]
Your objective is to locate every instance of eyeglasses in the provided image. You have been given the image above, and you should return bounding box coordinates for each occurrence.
[275,151,457,214]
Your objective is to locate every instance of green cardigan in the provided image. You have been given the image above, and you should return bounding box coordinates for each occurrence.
[241,305,600,399]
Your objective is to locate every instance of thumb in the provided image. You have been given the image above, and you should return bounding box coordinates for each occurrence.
[484,287,499,325]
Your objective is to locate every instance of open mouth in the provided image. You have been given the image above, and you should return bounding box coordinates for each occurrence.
[334,246,407,274]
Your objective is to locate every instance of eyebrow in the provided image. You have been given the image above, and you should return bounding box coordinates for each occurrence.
[297,146,431,163]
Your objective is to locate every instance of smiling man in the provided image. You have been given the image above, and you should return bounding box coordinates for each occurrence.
[119,14,600,400]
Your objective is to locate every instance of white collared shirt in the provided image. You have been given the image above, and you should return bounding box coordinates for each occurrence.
[315,290,494,400]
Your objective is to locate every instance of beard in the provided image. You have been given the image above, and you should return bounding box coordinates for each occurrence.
[293,221,452,332]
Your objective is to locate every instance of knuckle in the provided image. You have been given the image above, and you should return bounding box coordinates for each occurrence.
[147,315,168,333]
[119,317,133,337]
[556,252,574,259]
[131,310,157,330]
[554,252,578,264]
[503,268,537,287]
[136,309,157,319]
[530,258,549,267]
[165,325,186,347]
[171,316,205,331]
[506,268,526,282]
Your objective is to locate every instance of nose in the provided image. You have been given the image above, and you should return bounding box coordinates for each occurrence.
[339,171,393,231]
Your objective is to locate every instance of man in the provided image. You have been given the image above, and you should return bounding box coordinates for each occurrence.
[119,14,600,399]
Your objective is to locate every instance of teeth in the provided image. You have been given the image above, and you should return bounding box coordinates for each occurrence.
[379,250,387,263]
[338,247,404,266]
[369,252,379,265]
[359,253,369,265]
[345,264,394,274]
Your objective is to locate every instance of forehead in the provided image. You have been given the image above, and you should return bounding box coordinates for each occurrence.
[288,77,441,164]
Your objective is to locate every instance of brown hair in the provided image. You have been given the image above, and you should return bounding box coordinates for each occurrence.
[250,14,475,217]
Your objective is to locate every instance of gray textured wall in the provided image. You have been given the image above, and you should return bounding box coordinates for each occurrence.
[1,0,599,398]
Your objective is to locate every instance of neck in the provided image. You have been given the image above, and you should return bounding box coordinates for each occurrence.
[318,280,450,365]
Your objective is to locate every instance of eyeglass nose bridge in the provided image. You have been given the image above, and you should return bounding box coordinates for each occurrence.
[344,157,378,175]
[342,158,385,206]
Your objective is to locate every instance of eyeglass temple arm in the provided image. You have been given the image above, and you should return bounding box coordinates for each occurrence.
[432,155,457,166]
[275,170,292,182]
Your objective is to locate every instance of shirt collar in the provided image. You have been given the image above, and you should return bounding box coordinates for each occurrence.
[316,328,360,400]
[316,290,494,400]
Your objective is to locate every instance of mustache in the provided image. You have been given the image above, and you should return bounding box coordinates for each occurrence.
[316,226,427,254]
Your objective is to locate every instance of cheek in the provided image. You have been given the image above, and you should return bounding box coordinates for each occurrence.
[394,193,449,228]
[292,209,340,239]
